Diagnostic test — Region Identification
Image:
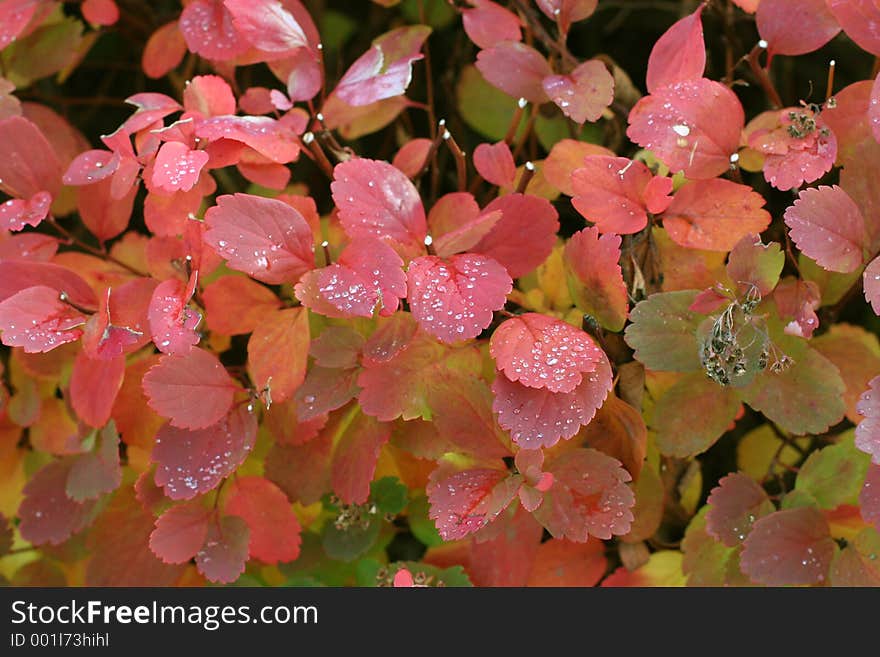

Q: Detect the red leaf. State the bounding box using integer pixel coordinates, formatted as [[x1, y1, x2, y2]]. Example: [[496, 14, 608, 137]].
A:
[[470, 193, 559, 278], [0, 261, 97, 310], [563, 227, 628, 331], [784, 185, 866, 273], [69, 351, 125, 428], [462, 0, 521, 49], [151, 142, 209, 193], [0, 0, 38, 50], [361, 311, 417, 366], [492, 348, 612, 449], [77, 177, 137, 243], [225, 476, 302, 564], [627, 78, 744, 179], [828, 0, 880, 55], [202, 276, 281, 335], [428, 194, 501, 258], [0, 285, 86, 353], [428, 375, 511, 459], [861, 464, 880, 530], [334, 25, 430, 106], [535, 0, 597, 33], [0, 191, 51, 232], [533, 448, 635, 541], [427, 465, 519, 541], [476, 41, 553, 103], [756, 0, 840, 56], [331, 412, 391, 505], [148, 276, 202, 355], [0, 116, 61, 200], [183, 74, 235, 117], [490, 313, 600, 393], [662, 178, 772, 251], [204, 193, 315, 285], [473, 142, 516, 187], [178, 0, 248, 61], [331, 158, 427, 255], [527, 538, 607, 586], [247, 307, 309, 404], [149, 502, 211, 564], [296, 366, 360, 421], [295, 238, 405, 318], [310, 326, 365, 370], [142, 21, 186, 79], [740, 507, 835, 586], [407, 254, 511, 343], [142, 348, 238, 430], [571, 156, 653, 234], [152, 405, 257, 500], [82, 280, 154, 360], [0, 232, 58, 262], [264, 433, 332, 505], [82, 0, 118, 26], [774, 277, 821, 338], [646, 5, 705, 93], [468, 506, 543, 587], [392, 138, 432, 178], [856, 376, 880, 464], [542, 59, 614, 124], [224, 0, 308, 54], [543, 139, 614, 197], [865, 256, 880, 315], [705, 473, 774, 547], [196, 515, 249, 584], [66, 423, 122, 502], [18, 461, 97, 546]]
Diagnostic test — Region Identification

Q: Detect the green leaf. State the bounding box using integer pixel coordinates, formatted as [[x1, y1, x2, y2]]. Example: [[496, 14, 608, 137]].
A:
[[830, 528, 880, 586], [457, 65, 522, 142], [740, 338, 846, 435], [319, 10, 358, 54], [2, 16, 84, 87], [780, 489, 818, 510], [652, 372, 741, 457], [624, 291, 703, 372], [795, 432, 870, 509], [370, 477, 409, 516], [321, 518, 382, 562], [401, 0, 456, 27], [407, 494, 443, 547], [390, 561, 473, 587], [681, 508, 743, 586], [799, 253, 861, 306]]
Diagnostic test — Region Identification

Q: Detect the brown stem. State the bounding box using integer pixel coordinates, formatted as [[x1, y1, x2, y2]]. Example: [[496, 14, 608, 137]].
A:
[[511, 0, 578, 71], [46, 218, 146, 276], [443, 128, 468, 192], [515, 162, 535, 194], [747, 42, 783, 109], [302, 132, 335, 179]]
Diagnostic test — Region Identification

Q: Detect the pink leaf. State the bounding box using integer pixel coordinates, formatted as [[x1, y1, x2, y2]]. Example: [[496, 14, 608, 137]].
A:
[[204, 193, 315, 285], [142, 348, 238, 430], [535, 1, 597, 34], [705, 473, 774, 547], [471, 193, 559, 278], [542, 59, 614, 124], [224, 0, 308, 53], [828, 0, 880, 55], [0, 261, 96, 310], [563, 227, 628, 331], [0, 0, 38, 50], [69, 351, 125, 428], [571, 156, 653, 234], [662, 178, 772, 252], [864, 255, 880, 315], [295, 238, 405, 319], [463, 1, 521, 49], [195, 515, 249, 584], [406, 253, 512, 344], [871, 73, 880, 143], [195, 115, 300, 163], [427, 465, 519, 541], [81, 280, 154, 360], [627, 78, 744, 179], [178, 0, 248, 61], [756, 0, 840, 56], [0, 285, 85, 353], [646, 5, 706, 93], [152, 404, 257, 500], [533, 448, 635, 541], [149, 502, 211, 564], [774, 277, 821, 338], [473, 142, 516, 187], [82, 0, 119, 26], [476, 41, 553, 104], [285, 48, 322, 101], [740, 507, 835, 586], [225, 476, 302, 564], [148, 276, 202, 355], [392, 138, 432, 178], [856, 376, 880, 464], [76, 177, 137, 243], [427, 193, 501, 258], [492, 348, 612, 449], [861, 464, 880, 531], [182, 75, 236, 117], [0, 116, 61, 199], [490, 313, 600, 393], [784, 185, 866, 273], [334, 25, 431, 106], [331, 158, 427, 255], [0, 233, 58, 262], [18, 461, 97, 546], [62, 150, 116, 186], [0, 191, 51, 231]]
